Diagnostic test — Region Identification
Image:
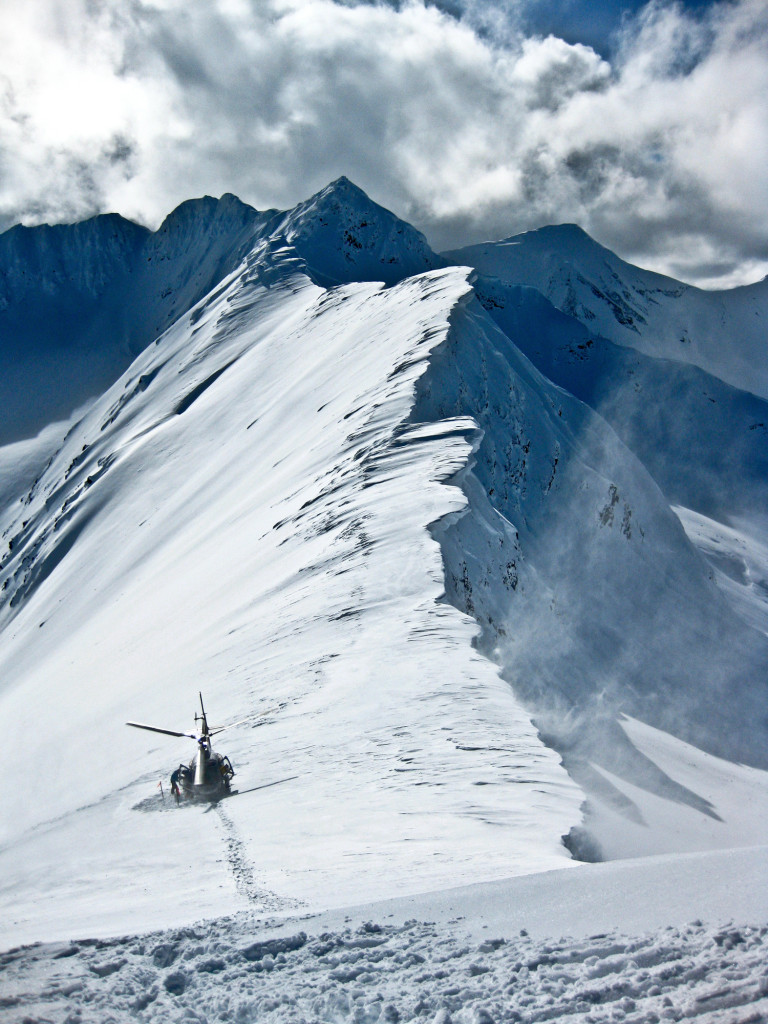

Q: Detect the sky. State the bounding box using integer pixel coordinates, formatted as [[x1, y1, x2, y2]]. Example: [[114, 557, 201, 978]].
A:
[[0, 0, 766, 288]]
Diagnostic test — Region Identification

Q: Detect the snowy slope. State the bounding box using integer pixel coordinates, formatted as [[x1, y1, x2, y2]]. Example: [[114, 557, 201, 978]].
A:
[[405, 289, 768, 858], [0, 195, 270, 442], [673, 506, 768, 636], [445, 233, 768, 648], [446, 224, 768, 399], [0, 235, 580, 945], [4, 847, 768, 1024], [0, 178, 435, 445], [1, 179, 767, 963], [465, 280, 768, 524]]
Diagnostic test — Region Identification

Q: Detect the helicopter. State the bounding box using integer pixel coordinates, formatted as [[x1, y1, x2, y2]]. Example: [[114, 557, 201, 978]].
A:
[[127, 692, 236, 803]]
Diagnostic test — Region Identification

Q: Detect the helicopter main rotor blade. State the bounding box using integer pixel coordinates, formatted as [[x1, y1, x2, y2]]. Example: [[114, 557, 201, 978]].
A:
[[126, 721, 198, 740]]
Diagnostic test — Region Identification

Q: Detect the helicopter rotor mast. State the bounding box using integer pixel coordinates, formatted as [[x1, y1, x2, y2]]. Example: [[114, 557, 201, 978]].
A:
[[195, 692, 211, 738], [193, 691, 211, 787]]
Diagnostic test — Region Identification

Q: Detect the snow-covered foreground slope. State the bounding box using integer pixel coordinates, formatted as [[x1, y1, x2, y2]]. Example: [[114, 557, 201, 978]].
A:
[[4, 847, 768, 1024], [0, 248, 580, 946]]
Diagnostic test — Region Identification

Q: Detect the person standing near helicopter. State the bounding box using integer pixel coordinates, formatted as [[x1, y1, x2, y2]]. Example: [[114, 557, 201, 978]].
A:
[[170, 766, 183, 804]]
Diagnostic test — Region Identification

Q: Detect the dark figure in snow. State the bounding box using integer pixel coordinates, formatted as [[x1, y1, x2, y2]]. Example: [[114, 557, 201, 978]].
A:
[[170, 766, 183, 804]]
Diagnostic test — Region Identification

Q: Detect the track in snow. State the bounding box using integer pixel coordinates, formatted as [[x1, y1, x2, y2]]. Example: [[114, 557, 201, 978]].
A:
[[213, 802, 297, 914]]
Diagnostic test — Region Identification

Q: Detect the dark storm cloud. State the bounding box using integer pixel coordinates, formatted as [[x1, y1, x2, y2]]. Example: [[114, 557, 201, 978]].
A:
[[0, 0, 766, 287]]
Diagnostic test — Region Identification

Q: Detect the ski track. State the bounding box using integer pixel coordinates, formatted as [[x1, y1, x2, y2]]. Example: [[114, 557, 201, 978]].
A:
[[1, 915, 766, 1023]]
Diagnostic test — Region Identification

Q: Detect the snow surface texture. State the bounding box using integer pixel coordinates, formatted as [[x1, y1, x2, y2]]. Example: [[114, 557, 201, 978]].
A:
[[1, 178, 767, 999], [3, 848, 768, 1024], [5, 921, 768, 1024]]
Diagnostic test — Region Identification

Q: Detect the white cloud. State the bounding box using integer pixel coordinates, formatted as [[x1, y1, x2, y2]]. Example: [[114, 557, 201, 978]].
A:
[[0, 0, 766, 287]]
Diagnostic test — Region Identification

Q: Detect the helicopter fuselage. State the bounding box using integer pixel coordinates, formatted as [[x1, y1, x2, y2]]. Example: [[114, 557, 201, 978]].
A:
[[176, 747, 235, 801]]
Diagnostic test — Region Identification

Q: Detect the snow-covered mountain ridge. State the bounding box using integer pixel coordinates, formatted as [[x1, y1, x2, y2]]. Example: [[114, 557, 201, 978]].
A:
[[446, 225, 768, 400], [0, 230, 581, 944], [0, 178, 438, 443], [0, 179, 766, 950]]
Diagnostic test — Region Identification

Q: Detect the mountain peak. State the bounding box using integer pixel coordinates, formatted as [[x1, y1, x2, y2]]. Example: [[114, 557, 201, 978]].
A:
[[527, 222, 594, 246], [494, 223, 605, 260], [317, 174, 359, 196], [278, 177, 439, 287], [154, 194, 262, 242], [296, 175, 393, 221]]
